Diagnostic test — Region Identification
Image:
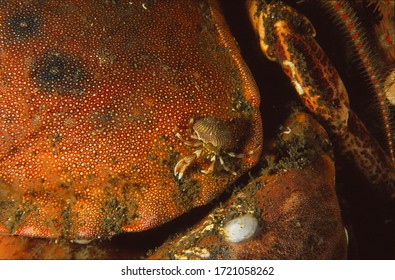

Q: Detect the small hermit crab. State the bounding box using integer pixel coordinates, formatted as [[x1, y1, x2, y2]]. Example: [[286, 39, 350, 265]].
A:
[[174, 117, 249, 180]]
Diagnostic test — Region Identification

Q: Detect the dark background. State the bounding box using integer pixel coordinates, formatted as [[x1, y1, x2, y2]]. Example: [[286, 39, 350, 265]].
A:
[[219, 0, 394, 260]]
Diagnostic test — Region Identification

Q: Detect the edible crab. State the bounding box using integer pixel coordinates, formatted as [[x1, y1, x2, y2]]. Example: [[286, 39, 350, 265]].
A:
[[0, 0, 394, 259]]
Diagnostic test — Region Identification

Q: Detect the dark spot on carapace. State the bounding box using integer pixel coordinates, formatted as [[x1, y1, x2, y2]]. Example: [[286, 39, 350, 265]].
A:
[[31, 52, 87, 95], [7, 11, 40, 40]]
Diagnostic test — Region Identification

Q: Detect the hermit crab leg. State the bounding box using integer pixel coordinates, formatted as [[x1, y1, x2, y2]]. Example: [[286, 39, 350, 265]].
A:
[[248, 1, 395, 198], [218, 156, 237, 176], [227, 149, 255, 159], [175, 132, 202, 148], [201, 156, 216, 175]]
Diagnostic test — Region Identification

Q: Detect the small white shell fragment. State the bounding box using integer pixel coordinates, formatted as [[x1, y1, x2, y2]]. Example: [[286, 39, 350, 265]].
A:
[[72, 239, 93, 244], [223, 214, 258, 243]]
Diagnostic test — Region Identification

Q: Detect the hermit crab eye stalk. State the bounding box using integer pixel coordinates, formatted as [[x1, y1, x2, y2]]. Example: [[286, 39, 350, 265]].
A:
[[174, 117, 245, 180]]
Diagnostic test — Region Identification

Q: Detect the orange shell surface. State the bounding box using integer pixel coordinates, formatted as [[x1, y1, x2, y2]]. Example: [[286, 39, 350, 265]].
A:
[[0, 0, 262, 239]]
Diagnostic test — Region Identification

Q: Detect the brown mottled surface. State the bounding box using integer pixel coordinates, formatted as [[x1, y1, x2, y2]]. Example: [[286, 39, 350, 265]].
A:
[[0, 0, 261, 240]]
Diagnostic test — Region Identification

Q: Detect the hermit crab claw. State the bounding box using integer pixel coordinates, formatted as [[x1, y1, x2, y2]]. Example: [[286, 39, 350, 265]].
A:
[[174, 155, 197, 180]]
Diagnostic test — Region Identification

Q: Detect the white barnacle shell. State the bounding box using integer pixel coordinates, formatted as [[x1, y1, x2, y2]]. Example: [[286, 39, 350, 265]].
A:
[[223, 214, 258, 243], [193, 117, 232, 148]]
